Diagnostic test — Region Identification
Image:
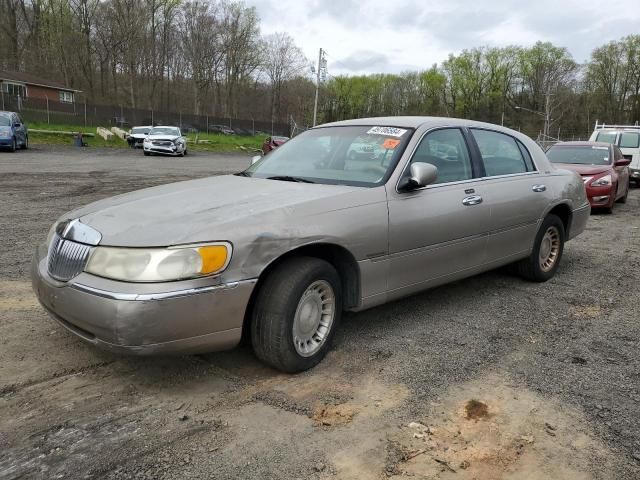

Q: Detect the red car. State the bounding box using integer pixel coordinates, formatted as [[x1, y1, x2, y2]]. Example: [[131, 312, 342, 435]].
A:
[[261, 135, 289, 155], [546, 141, 630, 213]]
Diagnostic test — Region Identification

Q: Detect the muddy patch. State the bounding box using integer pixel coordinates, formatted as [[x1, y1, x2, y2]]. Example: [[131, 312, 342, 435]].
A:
[[381, 373, 614, 480], [570, 304, 602, 319]]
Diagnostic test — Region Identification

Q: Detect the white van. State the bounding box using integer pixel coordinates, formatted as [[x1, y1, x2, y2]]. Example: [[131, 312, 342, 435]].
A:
[[589, 123, 640, 185]]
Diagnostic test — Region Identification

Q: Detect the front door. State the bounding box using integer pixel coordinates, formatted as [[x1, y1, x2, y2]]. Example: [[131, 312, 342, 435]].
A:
[[386, 128, 490, 297]]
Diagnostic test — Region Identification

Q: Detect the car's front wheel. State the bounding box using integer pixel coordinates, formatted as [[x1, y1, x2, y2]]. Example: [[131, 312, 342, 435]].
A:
[[22, 135, 28, 150], [251, 256, 342, 373], [9, 137, 16, 152], [515, 214, 565, 282]]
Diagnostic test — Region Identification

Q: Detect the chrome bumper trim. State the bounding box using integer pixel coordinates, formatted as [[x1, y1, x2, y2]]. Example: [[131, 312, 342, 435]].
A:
[[70, 279, 254, 301]]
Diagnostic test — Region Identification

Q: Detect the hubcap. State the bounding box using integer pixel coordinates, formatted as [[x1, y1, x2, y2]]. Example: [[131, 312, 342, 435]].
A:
[[292, 280, 335, 357], [539, 226, 560, 272]]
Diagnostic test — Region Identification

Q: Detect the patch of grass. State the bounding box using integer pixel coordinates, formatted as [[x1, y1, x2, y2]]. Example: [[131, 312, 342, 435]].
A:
[[26, 122, 265, 153], [29, 131, 125, 148], [186, 132, 264, 153]]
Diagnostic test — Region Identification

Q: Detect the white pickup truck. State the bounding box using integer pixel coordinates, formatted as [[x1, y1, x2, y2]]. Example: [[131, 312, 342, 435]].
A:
[[589, 122, 640, 186]]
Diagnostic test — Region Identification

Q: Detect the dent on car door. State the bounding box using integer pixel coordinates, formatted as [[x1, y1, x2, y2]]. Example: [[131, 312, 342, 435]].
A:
[[386, 128, 490, 298], [469, 128, 549, 262]]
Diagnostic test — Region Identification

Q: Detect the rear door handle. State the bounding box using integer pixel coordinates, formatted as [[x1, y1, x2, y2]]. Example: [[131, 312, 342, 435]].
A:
[[532, 184, 546, 192], [462, 195, 483, 206]]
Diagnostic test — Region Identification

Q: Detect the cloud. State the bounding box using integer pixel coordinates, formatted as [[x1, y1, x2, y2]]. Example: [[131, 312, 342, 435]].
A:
[[248, 0, 640, 74]]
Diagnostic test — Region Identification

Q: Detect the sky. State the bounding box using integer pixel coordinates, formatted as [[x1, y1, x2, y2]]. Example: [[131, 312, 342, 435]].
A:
[[248, 0, 640, 76]]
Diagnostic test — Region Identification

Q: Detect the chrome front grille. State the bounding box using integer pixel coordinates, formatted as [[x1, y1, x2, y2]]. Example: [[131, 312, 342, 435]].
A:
[[47, 234, 92, 282], [152, 140, 172, 146]]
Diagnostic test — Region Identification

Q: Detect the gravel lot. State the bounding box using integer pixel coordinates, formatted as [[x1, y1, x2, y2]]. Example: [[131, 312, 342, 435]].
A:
[[1, 146, 639, 479]]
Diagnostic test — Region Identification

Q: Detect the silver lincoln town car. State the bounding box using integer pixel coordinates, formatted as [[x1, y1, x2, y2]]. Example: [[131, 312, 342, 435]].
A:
[[32, 117, 590, 372]]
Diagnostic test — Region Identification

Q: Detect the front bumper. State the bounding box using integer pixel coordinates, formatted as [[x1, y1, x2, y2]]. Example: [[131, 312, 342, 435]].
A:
[[31, 244, 256, 355], [585, 184, 614, 207], [0, 137, 13, 147], [143, 143, 182, 155]]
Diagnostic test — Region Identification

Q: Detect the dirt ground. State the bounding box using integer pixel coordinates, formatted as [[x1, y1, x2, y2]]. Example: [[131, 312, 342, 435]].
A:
[[1, 146, 639, 479]]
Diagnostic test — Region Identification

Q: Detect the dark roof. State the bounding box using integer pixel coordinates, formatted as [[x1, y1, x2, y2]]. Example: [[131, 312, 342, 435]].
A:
[[0, 70, 81, 92]]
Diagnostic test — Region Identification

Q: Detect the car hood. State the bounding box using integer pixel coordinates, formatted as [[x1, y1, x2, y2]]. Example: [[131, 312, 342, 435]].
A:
[[68, 175, 364, 247], [129, 133, 148, 139], [553, 163, 612, 176], [147, 134, 180, 141]]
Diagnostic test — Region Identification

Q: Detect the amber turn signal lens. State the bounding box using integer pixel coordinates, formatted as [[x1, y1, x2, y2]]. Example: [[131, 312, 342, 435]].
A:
[[198, 245, 229, 274]]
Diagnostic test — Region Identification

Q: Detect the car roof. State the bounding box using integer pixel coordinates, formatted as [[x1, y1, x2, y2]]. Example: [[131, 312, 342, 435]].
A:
[[0, 111, 15, 116], [552, 141, 612, 148], [151, 125, 179, 129], [319, 116, 529, 137], [131, 125, 153, 129]]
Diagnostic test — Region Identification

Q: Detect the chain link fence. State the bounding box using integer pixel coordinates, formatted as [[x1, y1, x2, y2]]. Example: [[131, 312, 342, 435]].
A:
[[0, 93, 289, 136]]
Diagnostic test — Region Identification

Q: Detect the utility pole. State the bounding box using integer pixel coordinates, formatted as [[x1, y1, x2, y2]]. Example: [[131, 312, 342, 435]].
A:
[[312, 48, 327, 127]]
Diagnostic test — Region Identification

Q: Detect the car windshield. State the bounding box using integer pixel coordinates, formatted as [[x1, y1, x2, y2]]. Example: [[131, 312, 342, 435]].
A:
[[149, 127, 179, 136], [546, 145, 611, 166], [244, 125, 414, 187], [131, 127, 150, 135], [0, 115, 11, 127]]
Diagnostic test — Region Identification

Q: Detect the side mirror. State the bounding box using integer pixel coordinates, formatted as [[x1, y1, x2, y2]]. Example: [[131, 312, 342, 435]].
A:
[[615, 158, 631, 167], [406, 162, 438, 189], [251, 155, 262, 165]]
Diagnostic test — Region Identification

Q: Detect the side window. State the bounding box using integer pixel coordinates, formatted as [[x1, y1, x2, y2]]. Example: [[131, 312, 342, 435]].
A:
[[410, 128, 473, 185], [471, 129, 529, 176], [619, 132, 640, 149]]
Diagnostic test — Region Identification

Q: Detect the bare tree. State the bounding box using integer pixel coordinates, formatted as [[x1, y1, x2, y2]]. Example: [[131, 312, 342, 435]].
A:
[[262, 32, 308, 123]]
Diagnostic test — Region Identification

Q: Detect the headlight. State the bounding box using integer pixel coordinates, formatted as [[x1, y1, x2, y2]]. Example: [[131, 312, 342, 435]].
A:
[[143, 138, 151, 144], [85, 243, 232, 282], [590, 174, 612, 187]]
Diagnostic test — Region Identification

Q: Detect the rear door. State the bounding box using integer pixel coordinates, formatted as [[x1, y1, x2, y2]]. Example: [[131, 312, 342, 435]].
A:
[[468, 128, 550, 262], [386, 127, 491, 295]]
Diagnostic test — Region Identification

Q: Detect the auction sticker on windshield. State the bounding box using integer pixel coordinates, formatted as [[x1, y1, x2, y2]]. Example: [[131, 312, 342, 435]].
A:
[[383, 138, 401, 149], [367, 126, 408, 137]]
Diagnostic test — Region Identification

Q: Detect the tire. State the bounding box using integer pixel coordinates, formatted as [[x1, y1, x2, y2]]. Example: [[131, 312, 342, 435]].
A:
[[183, 149, 188, 156], [22, 135, 28, 150], [9, 137, 16, 152], [515, 214, 565, 282], [251, 256, 342, 373], [143, 151, 150, 156]]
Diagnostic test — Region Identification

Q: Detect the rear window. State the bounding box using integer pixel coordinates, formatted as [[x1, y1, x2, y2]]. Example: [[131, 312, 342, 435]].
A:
[[619, 132, 640, 148], [595, 132, 617, 144], [546, 146, 611, 166]]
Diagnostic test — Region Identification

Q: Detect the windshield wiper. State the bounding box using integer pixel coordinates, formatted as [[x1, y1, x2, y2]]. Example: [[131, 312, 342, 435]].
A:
[[266, 175, 315, 183], [235, 171, 251, 177]]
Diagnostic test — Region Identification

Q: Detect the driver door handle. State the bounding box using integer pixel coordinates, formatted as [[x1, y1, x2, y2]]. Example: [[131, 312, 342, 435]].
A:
[[532, 184, 546, 192], [462, 195, 483, 206]]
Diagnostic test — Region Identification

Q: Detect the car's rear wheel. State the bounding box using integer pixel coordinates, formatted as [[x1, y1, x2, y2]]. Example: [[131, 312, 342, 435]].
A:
[[251, 256, 342, 373], [515, 214, 565, 282]]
